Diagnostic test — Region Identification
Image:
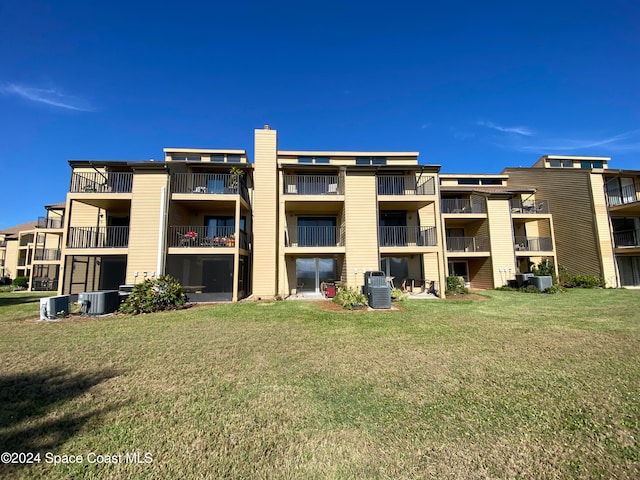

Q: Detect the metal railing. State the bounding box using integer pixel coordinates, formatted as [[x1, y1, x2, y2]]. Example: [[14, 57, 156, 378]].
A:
[[169, 226, 241, 248], [172, 173, 249, 202], [510, 200, 550, 214], [32, 279, 59, 291], [514, 236, 553, 252], [17, 257, 27, 266], [379, 226, 437, 247], [19, 234, 34, 246], [511, 199, 549, 214], [67, 226, 129, 248], [0, 240, 6, 248], [377, 175, 436, 195], [607, 182, 640, 206], [37, 216, 64, 229], [70, 172, 133, 193], [282, 175, 342, 195], [34, 248, 62, 261], [446, 236, 490, 252], [441, 198, 487, 214], [285, 226, 345, 247], [614, 229, 640, 247]]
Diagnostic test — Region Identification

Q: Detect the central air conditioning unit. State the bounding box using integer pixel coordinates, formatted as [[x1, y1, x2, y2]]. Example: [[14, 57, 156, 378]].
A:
[[39, 295, 70, 320], [369, 285, 391, 309], [363, 271, 387, 297], [78, 290, 120, 315]]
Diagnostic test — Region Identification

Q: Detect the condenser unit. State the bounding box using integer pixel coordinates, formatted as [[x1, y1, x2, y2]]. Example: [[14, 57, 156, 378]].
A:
[[369, 285, 391, 309], [39, 295, 70, 320], [78, 290, 120, 315], [363, 271, 386, 297]]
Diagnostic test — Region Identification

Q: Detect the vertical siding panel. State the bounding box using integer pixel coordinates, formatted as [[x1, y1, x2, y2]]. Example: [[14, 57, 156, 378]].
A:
[[486, 197, 516, 287]]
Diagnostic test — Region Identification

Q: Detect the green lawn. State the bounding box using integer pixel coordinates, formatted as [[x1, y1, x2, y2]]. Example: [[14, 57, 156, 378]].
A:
[[0, 289, 639, 479]]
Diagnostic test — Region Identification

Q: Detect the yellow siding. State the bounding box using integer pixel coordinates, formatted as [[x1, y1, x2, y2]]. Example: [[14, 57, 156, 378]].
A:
[[253, 128, 278, 297], [469, 258, 493, 289], [589, 174, 618, 286], [344, 171, 379, 289], [504, 168, 613, 283], [486, 197, 516, 287], [126, 171, 167, 284], [68, 202, 100, 227]]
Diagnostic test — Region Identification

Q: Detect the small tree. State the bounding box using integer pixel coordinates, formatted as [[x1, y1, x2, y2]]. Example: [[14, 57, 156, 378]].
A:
[[120, 275, 187, 315], [12, 276, 29, 289]]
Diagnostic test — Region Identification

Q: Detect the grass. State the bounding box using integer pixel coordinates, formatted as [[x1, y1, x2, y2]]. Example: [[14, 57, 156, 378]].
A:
[[0, 289, 639, 479]]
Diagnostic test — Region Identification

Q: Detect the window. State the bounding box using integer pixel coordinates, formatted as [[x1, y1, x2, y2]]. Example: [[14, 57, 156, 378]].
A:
[[299, 157, 313, 163], [549, 160, 574, 168], [298, 156, 330, 164], [356, 156, 387, 165], [210, 155, 224, 162], [580, 160, 604, 169], [457, 178, 480, 185], [227, 155, 241, 163], [172, 155, 201, 161], [480, 178, 503, 185]]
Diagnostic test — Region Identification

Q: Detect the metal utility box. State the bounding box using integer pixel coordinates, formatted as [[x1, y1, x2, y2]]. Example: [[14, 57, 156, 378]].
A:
[[529, 276, 553, 291], [39, 295, 70, 320], [369, 285, 392, 309], [363, 271, 386, 297], [78, 290, 120, 315]]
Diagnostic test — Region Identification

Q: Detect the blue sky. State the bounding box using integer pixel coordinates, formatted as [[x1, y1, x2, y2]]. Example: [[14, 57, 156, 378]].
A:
[[1, 0, 638, 229]]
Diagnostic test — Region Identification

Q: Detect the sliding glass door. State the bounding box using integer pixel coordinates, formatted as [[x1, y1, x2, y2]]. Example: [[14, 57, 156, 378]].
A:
[[295, 258, 337, 293]]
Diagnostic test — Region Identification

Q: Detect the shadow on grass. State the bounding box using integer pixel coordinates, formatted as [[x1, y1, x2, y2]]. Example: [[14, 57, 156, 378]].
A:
[[0, 367, 124, 475], [0, 294, 48, 307]]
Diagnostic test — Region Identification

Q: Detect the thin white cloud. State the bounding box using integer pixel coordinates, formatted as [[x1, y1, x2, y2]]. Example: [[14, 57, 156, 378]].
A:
[[477, 120, 534, 137], [0, 83, 94, 111], [517, 128, 640, 153]]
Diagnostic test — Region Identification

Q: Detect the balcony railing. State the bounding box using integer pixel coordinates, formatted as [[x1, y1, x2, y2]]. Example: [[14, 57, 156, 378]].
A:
[[34, 248, 62, 261], [37, 216, 64, 229], [514, 236, 553, 252], [172, 173, 249, 202], [510, 200, 550, 214], [441, 198, 487, 214], [614, 229, 640, 248], [607, 182, 640, 206], [377, 176, 436, 195], [70, 172, 133, 193], [169, 226, 247, 249], [17, 258, 27, 266], [19, 234, 34, 247], [0, 240, 6, 248], [379, 226, 437, 247], [282, 175, 342, 195], [32, 279, 59, 291], [285, 226, 345, 247], [446, 236, 490, 252], [67, 227, 129, 248]]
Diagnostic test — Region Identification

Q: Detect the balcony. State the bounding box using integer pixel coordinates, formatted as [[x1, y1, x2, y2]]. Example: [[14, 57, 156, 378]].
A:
[[17, 257, 27, 267], [607, 182, 640, 207], [37, 216, 64, 229], [70, 172, 133, 193], [379, 226, 437, 247], [19, 234, 34, 247], [34, 248, 62, 261], [377, 176, 435, 196], [283, 175, 342, 195], [172, 173, 249, 202], [510, 200, 550, 214], [446, 236, 490, 252], [67, 227, 129, 248], [614, 229, 640, 248], [441, 198, 486, 214], [0, 240, 6, 248], [169, 226, 248, 249], [32, 278, 59, 291], [514, 236, 553, 252], [285, 226, 345, 247]]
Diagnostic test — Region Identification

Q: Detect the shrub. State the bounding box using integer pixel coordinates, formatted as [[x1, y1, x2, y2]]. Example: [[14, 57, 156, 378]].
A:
[[557, 266, 604, 288], [531, 259, 554, 277], [12, 276, 29, 289], [519, 284, 540, 294], [120, 275, 187, 315], [390, 287, 408, 302], [332, 286, 367, 310], [446, 276, 468, 295], [545, 284, 566, 294]]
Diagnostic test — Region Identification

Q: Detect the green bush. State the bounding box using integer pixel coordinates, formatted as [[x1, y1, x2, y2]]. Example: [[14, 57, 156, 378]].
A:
[[332, 286, 367, 310], [12, 276, 29, 289], [545, 284, 566, 294], [390, 287, 408, 302], [519, 284, 540, 294], [120, 275, 187, 315], [446, 276, 468, 295], [531, 259, 554, 277], [557, 266, 604, 288]]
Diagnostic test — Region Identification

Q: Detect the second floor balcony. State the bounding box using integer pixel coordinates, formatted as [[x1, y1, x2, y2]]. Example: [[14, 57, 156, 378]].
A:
[[607, 182, 640, 207], [514, 236, 553, 252], [379, 226, 437, 247], [70, 172, 133, 193], [37, 216, 64, 229], [614, 229, 640, 248], [172, 173, 249, 202], [446, 236, 490, 252], [285, 226, 345, 247], [169, 226, 249, 250], [34, 248, 62, 261], [67, 226, 129, 249]]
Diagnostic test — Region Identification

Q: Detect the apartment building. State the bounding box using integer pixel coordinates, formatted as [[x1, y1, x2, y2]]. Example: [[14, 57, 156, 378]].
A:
[[4, 128, 636, 298], [440, 174, 557, 289], [504, 155, 640, 287]]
